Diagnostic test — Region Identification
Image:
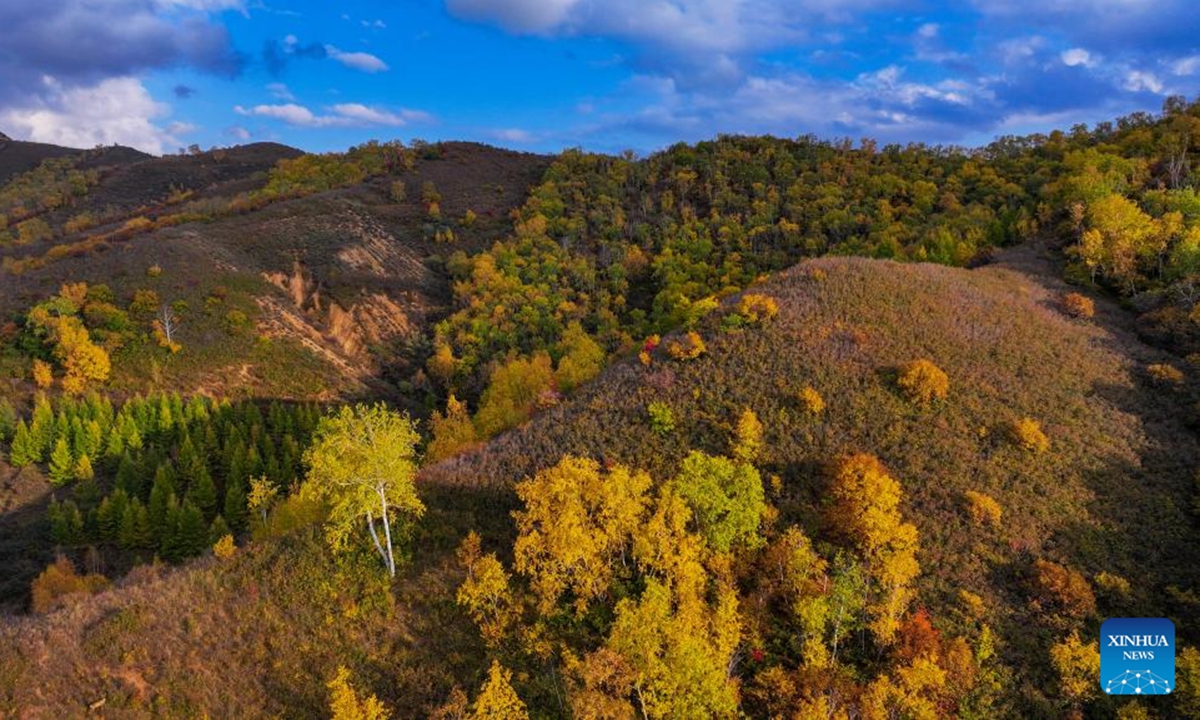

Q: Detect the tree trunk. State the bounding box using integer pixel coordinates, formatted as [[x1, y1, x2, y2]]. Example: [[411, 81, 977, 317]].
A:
[[378, 486, 395, 577], [366, 511, 388, 569]]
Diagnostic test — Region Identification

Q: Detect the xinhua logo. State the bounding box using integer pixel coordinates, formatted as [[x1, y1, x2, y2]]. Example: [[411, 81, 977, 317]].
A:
[[1100, 618, 1175, 695]]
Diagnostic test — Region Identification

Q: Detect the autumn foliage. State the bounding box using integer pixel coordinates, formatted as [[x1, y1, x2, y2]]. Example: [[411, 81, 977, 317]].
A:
[[896, 359, 949, 404]]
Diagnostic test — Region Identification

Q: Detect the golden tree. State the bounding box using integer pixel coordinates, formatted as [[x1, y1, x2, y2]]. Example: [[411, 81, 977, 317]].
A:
[[896, 360, 949, 405], [824, 454, 920, 645], [302, 404, 423, 576], [472, 661, 528, 719], [513, 456, 651, 614], [328, 666, 389, 720]]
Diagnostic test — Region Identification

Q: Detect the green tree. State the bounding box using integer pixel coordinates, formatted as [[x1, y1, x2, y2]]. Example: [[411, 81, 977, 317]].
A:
[[8, 420, 40, 467], [48, 437, 74, 485], [670, 451, 766, 554], [302, 404, 423, 576], [554, 321, 605, 392]]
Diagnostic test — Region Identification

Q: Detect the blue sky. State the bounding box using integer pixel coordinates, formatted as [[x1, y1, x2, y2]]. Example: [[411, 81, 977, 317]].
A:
[[0, 0, 1197, 156]]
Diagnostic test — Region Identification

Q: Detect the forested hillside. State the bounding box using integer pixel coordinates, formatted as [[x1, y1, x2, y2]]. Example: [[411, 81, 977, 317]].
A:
[[1, 97, 1200, 718]]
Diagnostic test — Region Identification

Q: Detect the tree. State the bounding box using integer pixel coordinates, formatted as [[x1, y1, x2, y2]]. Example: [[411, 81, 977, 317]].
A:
[[554, 321, 605, 392], [32, 359, 53, 389], [1050, 630, 1099, 707], [824, 454, 919, 645], [513, 456, 651, 614], [1009, 418, 1050, 453], [247, 476, 279, 527], [426, 395, 478, 463], [328, 666, 389, 720], [731, 408, 764, 463], [153, 303, 182, 353], [302, 404, 423, 577], [896, 359, 949, 405], [29, 556, 108, 614], [671, 451, 766, 554], [456, 531, 517, 648], [223, 474, 249, 532], [48, 437, 74, 485], [472, 661, 528, 719], [8, 420, 40, 467], [474, 352, 556, 438]]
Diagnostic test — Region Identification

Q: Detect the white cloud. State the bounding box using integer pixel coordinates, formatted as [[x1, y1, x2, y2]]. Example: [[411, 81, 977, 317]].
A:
[[1060, 48, 1095, 67], [0, 76, 184, 155], [267, 82, 295, 101], [153, 0, 245, 11], [1123, 69, 1163, 93], [1170, 55, 1200, 75], [491, 128, 535, 143], [917, 23, 939, 39], [225, 125, 251, 140], [234, 102, 429, 128], [325, 46, 389, 73]]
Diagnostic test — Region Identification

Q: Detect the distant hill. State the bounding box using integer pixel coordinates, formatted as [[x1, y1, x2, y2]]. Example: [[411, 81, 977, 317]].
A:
[[0, 132, 97, 185]]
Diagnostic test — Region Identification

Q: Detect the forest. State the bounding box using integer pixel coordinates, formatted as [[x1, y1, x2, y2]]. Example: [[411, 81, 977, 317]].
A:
[[0, 97, 1199, 718]]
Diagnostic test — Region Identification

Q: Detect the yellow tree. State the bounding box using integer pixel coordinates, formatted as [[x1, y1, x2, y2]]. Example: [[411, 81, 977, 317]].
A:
[[513, 456, 651, 614], [328, 666, 389, 720], [456, 531, 517, 648], [427, 394, 478, 463], [302, 404, 423, 576], [472, 661, 528, 719], [731, 408, 764, 464], [247, 476, 279, 526], [824, 454, 919, 645]]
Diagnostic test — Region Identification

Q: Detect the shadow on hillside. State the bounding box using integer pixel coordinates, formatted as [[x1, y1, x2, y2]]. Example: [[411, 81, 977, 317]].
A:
[[0, 467, 55, 614]]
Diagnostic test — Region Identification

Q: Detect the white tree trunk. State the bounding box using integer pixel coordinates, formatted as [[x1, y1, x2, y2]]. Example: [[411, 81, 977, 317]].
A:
[[378, 485, 395, 577], [365, 511, 388, 569]]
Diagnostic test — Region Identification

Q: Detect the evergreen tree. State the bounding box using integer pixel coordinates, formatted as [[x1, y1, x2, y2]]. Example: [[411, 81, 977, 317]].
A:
[[103, 422, 125, 469], [73, 454, 95, 482], [209, 515, 231, 545], [115, 452, 139, 497], [8, 420, 40, 467], [174, 501, 208, 561], [223, 474, 249, 532], [187, 465, 218, 521], [48, 497, 69, 544], [29, 395, 55, 458], [48, 437, 74, 485], [148, 470, 175, 537]]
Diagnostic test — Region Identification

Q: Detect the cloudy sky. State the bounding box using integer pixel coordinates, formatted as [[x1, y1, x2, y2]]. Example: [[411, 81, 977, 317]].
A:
[[0, 0, 1197, 155]]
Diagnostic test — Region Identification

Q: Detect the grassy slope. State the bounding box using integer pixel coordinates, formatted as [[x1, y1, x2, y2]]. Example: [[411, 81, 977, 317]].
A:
[[1, 253, 1196, 715]]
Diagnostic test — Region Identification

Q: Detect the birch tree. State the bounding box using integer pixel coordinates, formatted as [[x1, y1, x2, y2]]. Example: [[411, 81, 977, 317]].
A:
[[303, 404, 423, 576]]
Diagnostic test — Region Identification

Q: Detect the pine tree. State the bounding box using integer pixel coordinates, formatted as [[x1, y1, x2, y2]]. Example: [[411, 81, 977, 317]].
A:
[[8, 420, 40, 467], [48, 437, 74, 485], [102, 421, 125, 468], [175, 501, 208, 560], [223, 474, 248, 532], [96, 496, 117, 541], [115, 452, 139, 497], [209, 515, 231, 545], [48, 498, 70, 544], [73, 454, 95, 482], [148, 471, 175, 537], [30, 394, 54, 457], [186, 465, 218, 521]]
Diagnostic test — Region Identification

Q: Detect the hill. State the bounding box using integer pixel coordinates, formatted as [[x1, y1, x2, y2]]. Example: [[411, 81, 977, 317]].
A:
[[2, 253, 1195, 717], [0, 140, 551, 401]]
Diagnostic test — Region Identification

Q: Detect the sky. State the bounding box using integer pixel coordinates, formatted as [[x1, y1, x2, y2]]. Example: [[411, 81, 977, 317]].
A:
[[0, 0, 1197, 156]]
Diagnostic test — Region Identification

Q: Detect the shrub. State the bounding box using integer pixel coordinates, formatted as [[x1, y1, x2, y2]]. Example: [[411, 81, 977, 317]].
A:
[[896, 359, 949, 404], [121, 216, 153, 233], [213, 534, 236, 560], [736, 293, 779, 324], [1146, 363, 1184, 386], [666, 331, 706, 361], [963, 490, 1002, 527], [146, 264, 163, 277], [1009, 418, 1049, 453], [797, 386, 825, 415], [30, 556, 108, 614], [1030, 559, 1096, 618], [389, 180, 407, 202], [1061, 292, 1094, 319], [129, 289, 160, 315], [31, 359, 53, 389], [647, 401, 676, 436]]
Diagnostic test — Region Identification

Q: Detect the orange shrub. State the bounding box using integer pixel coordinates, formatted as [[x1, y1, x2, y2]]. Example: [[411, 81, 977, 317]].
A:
[[30, 556, 108, 614], [736, 293, 779, 324], [1061, 292, 1094, 319], [896, 359, 949, 404], [666, 331, 706, 361], [1030, 559, 1095, 618], [963, 490, 1002, 527], [1146, 363, 1184, 386], [1009, 418, 1050, 453], [797, 386, 825, 415]]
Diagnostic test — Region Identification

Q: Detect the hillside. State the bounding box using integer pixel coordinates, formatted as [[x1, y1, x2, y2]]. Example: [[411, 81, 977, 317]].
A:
[[2, 254, 1195, 717], [0, 140, 551, 401]]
